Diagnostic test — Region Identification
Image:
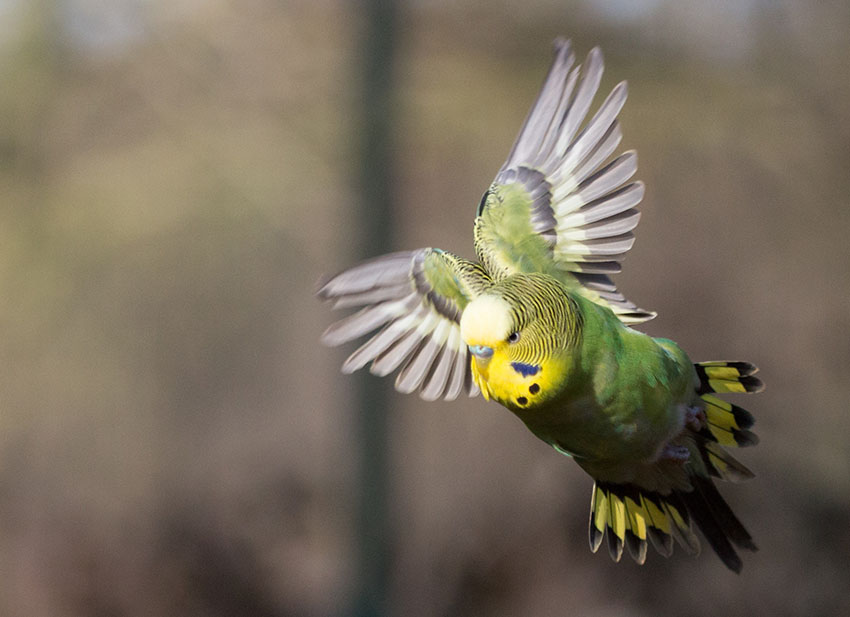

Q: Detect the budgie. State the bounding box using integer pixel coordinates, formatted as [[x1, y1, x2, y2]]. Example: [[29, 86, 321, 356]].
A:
[[318, 38, 762, 572]]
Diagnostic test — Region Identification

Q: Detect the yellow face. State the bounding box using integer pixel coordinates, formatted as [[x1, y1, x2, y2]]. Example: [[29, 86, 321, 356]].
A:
[[460, 294, 569, 410]]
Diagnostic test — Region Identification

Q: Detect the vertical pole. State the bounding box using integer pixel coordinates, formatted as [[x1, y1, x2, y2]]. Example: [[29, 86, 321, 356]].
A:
[[352, 1, 398, 616]]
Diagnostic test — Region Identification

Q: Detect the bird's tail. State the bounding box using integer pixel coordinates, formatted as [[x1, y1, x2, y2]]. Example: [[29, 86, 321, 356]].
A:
[[588, 360, 762, 572], [589, 470, 758, 572]]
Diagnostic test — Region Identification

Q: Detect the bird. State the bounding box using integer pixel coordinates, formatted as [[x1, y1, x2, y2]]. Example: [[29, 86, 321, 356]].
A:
[[317, 38, 762, 572]]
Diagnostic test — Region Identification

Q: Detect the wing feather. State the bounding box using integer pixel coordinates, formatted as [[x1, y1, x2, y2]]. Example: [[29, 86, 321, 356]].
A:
[[395, 318, 451, 393], [557, 182, 644, 229], [561, 80, 628, 175], [556, 232, 635, 257], [341, 315, 417, 374], [554, 151, 638, 207], [419, 335, 458, 401], [371, 309, 435, 377], [318, 249, 490, 400], [553, 46, 604, 159], [505, 40, 577, 169], [321, 295, 417, 347], [475, 39, 655, 323], [330, 282, 413, 309], [445, 330, 469, 400], [569, 121, 623, 187]]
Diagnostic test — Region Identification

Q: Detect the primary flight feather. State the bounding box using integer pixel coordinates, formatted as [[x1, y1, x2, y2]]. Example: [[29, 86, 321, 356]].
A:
[[317, 38, 762, 572]]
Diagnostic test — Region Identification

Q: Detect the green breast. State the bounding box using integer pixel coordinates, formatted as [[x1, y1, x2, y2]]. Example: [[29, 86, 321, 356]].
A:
[[514, 300, 693, 463]]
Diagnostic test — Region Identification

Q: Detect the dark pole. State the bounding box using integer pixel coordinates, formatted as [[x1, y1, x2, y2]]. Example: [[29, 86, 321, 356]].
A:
[[351, 1, 398, 616]]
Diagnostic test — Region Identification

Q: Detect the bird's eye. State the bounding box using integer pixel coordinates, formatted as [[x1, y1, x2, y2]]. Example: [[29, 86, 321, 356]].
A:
[[507, 332, 520, 344]]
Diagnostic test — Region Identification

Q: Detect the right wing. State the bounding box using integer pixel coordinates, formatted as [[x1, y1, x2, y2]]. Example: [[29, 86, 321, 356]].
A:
[[318, 249, 491, 401]]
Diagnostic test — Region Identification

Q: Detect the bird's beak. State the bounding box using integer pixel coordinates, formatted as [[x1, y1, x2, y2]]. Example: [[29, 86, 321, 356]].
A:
[[468, 344, 494, 362]]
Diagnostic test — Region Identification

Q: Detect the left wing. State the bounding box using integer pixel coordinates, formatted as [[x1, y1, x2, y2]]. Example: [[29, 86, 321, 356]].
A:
[[474, 38, 655, 324], [318, 249, 490, 401]]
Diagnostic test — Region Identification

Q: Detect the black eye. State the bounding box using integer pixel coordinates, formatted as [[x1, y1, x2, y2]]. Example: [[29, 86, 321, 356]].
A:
[[507, 332, 520, 344]]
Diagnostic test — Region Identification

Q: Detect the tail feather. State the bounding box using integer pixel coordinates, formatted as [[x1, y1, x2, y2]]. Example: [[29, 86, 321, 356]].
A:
[[691, 474, 757, 551], [676, 479, 744, 573], [701, 440, 755, 483], [660, 491, 701, 554], [681, 472, 758, 573], [695, 361, 761, 449], [646, 523, 673, 557], [589, 482, 699, 566], [695, 361, 764, 395], [589, 473, 756, 572], [701, 393, 759, 447]]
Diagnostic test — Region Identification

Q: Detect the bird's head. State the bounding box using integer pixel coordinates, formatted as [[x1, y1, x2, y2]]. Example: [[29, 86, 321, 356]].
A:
[[459, 274, 581, 406], [460, 294, 517, 368]]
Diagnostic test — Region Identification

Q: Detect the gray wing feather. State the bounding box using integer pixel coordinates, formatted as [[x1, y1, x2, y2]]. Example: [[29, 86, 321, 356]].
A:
[[321, 294, 417, 347], [318, 249, 485, 401], [482, 39, 655, 323], [445, 343, 469, 400], [372, 321, 429, 377], [342, 318, 414, 374], [558, 151, 638, 206], [558, 182, 644, 230], [568, 121, 623, 187], [419, 339, 457, 401], [552, 47, 604, 161], [560, 81, 628, 174], [330, 282, 413, 309], [396, 327, 446, 393], [505, 39, 577, 169], [559, 232, 636, 257]]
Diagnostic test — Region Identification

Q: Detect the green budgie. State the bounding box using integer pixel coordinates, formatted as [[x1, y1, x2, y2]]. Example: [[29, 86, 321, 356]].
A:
[[318, 38, 762, 572]]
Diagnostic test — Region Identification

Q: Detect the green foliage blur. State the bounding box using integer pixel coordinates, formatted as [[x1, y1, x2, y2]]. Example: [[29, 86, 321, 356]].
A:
[[1, 1, 849, 615]]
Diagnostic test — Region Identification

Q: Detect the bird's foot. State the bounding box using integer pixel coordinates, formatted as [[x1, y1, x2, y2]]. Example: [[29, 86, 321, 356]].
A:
[[685, 405, 705, 431], [660, 444, 690, 463]]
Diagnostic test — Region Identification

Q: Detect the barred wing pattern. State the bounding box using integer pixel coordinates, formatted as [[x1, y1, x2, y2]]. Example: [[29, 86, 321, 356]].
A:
[[476, 38, 655, 323], [318, 249, 490, 401]]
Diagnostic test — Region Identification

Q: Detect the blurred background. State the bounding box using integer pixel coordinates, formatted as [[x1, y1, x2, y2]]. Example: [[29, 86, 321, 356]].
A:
[[1, 0, 849, 615]]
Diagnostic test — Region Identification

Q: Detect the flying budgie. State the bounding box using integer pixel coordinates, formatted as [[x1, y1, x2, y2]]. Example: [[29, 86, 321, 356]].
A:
[[318, 38, 762, 572]]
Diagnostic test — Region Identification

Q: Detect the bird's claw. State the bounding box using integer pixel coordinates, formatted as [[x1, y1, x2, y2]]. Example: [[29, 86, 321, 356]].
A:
[[660, 444, 690, 462], [685, 405, 705, 430]]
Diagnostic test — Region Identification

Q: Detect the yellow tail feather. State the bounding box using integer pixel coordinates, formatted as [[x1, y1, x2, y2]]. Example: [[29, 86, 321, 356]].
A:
[[589, 472, 756, 572], [589, 482, 698, 566], [695, 361, 764, 395], [695, 361, 761, 449]]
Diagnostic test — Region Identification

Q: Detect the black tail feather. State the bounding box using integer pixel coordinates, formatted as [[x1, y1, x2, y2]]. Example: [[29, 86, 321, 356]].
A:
[[691, 474, 757, 552], [675, 474, 756, 573], [677, 488, 742, 572]]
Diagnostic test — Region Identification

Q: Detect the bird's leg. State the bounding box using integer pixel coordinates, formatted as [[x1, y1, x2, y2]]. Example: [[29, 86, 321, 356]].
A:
[[658, 405, 707, 463]]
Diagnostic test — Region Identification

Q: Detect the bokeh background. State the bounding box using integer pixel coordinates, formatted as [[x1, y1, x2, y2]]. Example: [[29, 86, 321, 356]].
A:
[[2, 0, 849, 615]]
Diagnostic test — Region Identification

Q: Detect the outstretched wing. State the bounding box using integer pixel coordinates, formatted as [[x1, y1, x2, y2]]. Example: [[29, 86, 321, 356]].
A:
[[474, 38, 655, 324], [318, 249, 490, 401]]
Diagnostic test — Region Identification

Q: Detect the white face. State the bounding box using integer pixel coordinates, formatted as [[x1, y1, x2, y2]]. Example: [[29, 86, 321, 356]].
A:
[[459, 295, 513, 347]]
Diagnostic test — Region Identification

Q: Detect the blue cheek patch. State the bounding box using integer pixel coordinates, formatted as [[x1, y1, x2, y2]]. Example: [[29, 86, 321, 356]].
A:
[[510, 362, 540, 378]]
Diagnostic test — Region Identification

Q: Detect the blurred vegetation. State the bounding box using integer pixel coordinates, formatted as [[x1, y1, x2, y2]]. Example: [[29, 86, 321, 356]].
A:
[[1, 1, 849, 616]]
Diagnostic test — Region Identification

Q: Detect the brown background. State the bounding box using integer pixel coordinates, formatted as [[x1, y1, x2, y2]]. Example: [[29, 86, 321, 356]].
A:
[[2, 1, 848, 615]]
